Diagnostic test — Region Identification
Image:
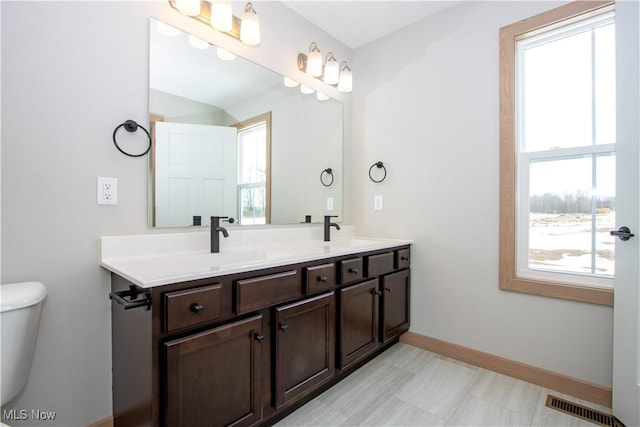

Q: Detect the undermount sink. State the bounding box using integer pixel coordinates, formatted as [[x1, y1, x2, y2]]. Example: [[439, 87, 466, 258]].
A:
[[175, 248, 294, 270], [324, 239, 379, 249]]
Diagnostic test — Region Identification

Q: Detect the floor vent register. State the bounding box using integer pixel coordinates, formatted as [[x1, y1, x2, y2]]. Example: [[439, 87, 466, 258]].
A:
[[545, 395, 624, 427]]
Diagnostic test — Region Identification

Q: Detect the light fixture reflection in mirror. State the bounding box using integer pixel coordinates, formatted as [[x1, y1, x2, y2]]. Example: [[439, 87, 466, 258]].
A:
[[148, 18, 343, 228]]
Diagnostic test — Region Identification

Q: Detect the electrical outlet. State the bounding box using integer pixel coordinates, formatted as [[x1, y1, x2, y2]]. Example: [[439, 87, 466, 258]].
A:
[[327, 197, 334, 211], [98, 177, 118, 205], [374, 195, 383, 211]]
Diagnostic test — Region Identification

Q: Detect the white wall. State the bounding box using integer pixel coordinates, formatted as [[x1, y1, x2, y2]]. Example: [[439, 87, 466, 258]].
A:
[[0, 2, 351, 426], [352, 1, 613, 387]]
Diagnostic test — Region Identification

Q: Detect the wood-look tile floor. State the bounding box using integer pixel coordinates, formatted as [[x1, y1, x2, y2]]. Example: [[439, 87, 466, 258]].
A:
[[275, 343, 612, 426]]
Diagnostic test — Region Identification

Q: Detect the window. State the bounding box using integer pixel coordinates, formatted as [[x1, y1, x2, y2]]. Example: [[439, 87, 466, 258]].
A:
[[499, 2, 615, 305], [234, 112, 271, 225]]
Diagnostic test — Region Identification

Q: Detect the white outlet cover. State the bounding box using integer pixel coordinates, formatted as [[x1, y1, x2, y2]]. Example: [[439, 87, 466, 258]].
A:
[[374, 195, 383, 211], [98, 177, 118, 205], [327, 197, 334, 211]]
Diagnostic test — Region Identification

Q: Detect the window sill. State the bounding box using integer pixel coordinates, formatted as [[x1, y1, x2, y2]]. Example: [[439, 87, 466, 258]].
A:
[[499, 275, 613, 306]]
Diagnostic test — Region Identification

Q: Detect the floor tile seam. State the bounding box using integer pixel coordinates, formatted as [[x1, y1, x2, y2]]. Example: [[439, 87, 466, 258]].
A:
[[397, 398, 449, 425], [436, 367, 485, 426], [465, 376, 544, 421], [470, 392, 542, 424]]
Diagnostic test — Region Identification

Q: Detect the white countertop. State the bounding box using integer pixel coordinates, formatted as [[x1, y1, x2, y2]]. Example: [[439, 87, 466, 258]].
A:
[[100, 227, 412, 288]]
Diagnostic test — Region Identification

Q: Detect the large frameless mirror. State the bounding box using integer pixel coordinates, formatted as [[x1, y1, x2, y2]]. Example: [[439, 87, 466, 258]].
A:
[[148, 18, 343, 228]]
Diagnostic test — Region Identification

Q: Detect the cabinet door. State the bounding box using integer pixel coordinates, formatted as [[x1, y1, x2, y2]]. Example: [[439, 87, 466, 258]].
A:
[[274, 292, 335, 409], [164, 315, 263, 427], [339, 279, 380, 369], [382, 269, 410, 343]]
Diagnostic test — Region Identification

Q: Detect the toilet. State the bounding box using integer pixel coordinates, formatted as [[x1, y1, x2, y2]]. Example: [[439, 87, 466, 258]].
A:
[[1, 282, 47, 407]]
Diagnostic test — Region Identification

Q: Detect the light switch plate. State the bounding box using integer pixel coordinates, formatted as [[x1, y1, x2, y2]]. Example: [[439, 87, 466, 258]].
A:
[[327, 197, 334, 210]]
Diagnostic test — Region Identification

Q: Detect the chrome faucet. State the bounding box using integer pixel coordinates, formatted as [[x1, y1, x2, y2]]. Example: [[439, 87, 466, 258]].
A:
[[324, 215, 340, 242], [210, 216, 230, 253]]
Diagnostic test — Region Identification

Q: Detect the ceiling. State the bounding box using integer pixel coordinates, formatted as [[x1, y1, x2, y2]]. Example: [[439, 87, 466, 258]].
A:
[[280, 1, 459, 49]]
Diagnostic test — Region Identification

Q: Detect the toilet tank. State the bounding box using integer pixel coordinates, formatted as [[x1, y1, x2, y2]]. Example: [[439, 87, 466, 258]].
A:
[[1, 282, 47, 407]]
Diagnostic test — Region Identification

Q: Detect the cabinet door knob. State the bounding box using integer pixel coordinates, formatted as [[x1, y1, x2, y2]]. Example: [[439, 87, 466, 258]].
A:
[[348, 268, 359, 274], [318, 276, 328, 282], [190, 303, 204, 314], [279, 324, 288, 333], [254, 333, 265, 343], [401, 256, 409, 261], [385, 288, 391, 293]]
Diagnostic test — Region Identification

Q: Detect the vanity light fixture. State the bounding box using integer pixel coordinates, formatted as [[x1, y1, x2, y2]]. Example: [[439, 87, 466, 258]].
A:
[[300, 85, 315, 95], [175, 0, 201, 16], [305, 42, 323, 77], [210, 0, 232, 32], [323, 53, 339, 85], [283, 77, 299, 88], [297, 43, 352, 92], [217, 47, 236, 61], [240, 3, 260, 46], [338, 62, 353, 93], [169, 0, 260, 46], [189, 35, 210, 49]]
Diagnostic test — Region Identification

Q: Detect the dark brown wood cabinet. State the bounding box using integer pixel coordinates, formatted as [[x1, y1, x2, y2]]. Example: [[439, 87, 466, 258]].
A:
[[110, 244, 410, 427], [381, 269, 411, 343], [163, 315, 264, 427], [274, 292, 335, 408], [338, 278, 379, 369]]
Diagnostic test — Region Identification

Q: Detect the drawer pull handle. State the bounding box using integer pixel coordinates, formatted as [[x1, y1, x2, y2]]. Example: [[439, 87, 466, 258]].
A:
[[279, 324, 288, 333], [385, 288, 391, 293], [318, 276, 328, 282], [348, 268, 359, 274], [401, 256, 409, 261], [254, 333, 265, 344], [190, 303, 205, 314]]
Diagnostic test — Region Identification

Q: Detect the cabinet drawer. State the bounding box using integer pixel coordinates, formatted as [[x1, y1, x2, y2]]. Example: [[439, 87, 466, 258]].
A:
[[164, 284, 222, 333], [366, 252, 394, 277], [305, 263, 336, 295], [236, 270, 299, 314], [340, 258, 363, 285], [396, 248, 411, 269]]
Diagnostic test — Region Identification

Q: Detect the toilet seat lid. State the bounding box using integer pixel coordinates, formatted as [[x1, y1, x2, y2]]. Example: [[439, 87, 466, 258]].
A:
[[0, 281, 47, 313]]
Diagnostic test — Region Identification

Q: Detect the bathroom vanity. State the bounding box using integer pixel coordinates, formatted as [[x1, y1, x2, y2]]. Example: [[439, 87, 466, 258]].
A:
[[101, 230, 411, 427]]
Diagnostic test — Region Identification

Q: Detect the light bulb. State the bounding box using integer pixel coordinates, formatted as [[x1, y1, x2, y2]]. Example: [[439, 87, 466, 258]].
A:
[[323, 53, 339, 85], [300, 85, 315, 94], [175, 0, 201, 16], [283, 77, 299, 88], [217, 47, 236, 61], [306, 43, 322, 77], [240, 3, 260, 46], [338, 62, 352, 93], [317, 92, 329, 101], [189, 35, 209, 50], [210, 0, 233, 32]]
